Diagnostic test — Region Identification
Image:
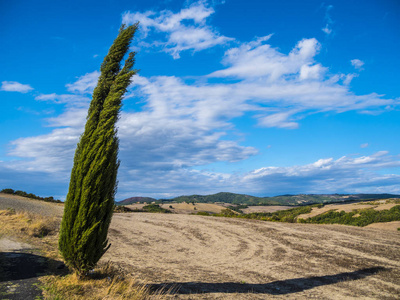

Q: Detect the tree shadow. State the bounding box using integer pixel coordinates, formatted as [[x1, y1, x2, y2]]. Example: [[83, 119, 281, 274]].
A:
[[0, 251, 67, 282], [149, 267, 386, 295]]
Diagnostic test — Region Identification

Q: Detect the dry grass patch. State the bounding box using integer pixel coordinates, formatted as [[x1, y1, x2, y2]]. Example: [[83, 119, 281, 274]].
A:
[[0, 208, 58, 239], [41, 262, 164, 300]]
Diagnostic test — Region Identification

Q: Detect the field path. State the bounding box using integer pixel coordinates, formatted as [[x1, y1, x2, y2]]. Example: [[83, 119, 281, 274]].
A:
[[107, 213, 400, 299]]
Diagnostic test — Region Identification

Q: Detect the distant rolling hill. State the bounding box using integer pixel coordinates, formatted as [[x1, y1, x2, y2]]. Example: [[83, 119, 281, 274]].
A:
[[118, 192, 400, 206], [117, 196, 157, 205]]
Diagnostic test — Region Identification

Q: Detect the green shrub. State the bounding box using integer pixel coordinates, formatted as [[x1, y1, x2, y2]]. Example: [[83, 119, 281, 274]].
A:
[[1, 188, 15, 194]]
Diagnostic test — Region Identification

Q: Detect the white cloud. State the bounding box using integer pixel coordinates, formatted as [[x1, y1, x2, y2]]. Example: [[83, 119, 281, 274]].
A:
[[360, 143, 369, 148], [8, 127, 81, 174], [1, 81, 33, 93], [210, 37, 322, 80], [351, 59, 365, 70], [66, 71, 100, 94], [299, 63, 326, 81], [122, 1, 233, 58], [257, 110, 299, 129], [241, 152, 400, 195]]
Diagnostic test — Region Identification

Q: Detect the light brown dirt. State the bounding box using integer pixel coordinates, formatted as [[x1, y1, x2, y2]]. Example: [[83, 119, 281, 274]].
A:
[[366, 221, 400, 231], [374, 203, 398, 211], [106, 213, 400, 299], [243, 206, 294, 213]]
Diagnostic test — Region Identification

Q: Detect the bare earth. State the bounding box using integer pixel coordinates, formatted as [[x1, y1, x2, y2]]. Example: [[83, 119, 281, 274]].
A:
[[106, 213, 400, 299], [1, 195, 399, 299], [366, 221, 400, 231]]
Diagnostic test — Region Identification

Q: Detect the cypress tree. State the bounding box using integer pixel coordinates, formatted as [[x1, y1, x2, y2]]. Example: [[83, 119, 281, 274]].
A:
[[59, 24, 138, 278]]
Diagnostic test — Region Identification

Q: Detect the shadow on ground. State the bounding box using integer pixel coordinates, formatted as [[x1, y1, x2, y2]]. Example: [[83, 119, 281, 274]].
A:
[[0, 251, 64, 282], [0, 251, 67, 299], [150, 267, 386, 295]]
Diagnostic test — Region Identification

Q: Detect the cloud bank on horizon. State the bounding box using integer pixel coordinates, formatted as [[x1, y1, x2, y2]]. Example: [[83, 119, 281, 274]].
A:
[[1, 0, 399, 199]]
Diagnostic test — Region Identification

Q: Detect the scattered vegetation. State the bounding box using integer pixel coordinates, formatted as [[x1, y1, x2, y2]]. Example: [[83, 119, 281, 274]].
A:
[[357, 199, 400, 205], [299, 205, 400, 227], [113, 205, 134, 213], [225, 205, 319, 222], [195, 205, 321, 223], [1, 188, 62, 203], [200, 202, 400, 227], [142, 204, 172, 213]]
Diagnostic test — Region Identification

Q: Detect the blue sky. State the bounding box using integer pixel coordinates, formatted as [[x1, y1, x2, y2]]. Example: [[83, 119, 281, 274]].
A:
[[1, 0, 399, 200]]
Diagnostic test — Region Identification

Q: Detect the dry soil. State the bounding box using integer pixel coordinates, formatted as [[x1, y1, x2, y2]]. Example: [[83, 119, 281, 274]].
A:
[[1, 195, 399, 299], [107, 213, 400, 299]]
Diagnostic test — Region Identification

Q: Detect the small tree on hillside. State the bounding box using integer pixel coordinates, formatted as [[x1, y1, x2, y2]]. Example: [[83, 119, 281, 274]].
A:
[[59, 24, 138, 278]]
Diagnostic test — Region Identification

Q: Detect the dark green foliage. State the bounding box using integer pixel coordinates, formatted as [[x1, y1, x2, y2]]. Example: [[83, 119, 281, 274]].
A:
[[1, 188, 62, 203], [1, 188, 15, 194], [59, 24, 138, 278], [142, 204, 172, 213], [227, 204, 248, 214], [303, 205, 400, 226]]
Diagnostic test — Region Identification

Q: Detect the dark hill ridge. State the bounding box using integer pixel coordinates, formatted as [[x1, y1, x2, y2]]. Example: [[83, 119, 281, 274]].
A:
[[118, 192, 400, 206]]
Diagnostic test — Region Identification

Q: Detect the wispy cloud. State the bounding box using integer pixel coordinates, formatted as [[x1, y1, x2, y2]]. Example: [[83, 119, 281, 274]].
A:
[[122, 1, 233, 58], [1, 81, 33, 93], [35, 93, 91, 107], [351, 59, 365, 70], [321, 4, 334, 36]]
